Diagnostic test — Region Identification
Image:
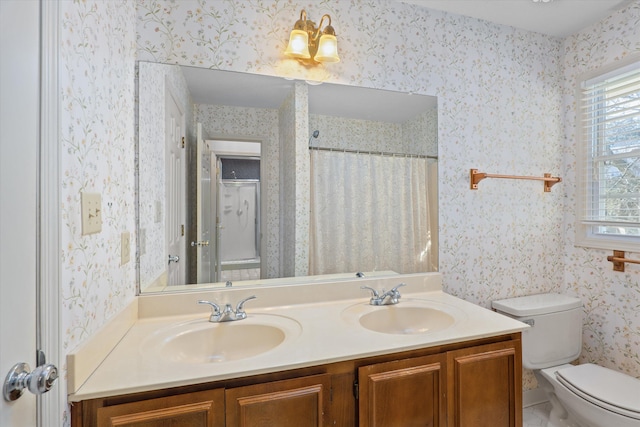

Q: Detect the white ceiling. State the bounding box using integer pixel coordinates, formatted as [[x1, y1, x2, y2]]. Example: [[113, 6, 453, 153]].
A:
[[399, 0, 633, 38]]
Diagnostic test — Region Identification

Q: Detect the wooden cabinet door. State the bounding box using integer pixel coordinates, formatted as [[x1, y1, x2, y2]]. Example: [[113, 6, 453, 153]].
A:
[[358, 354, 446, 427], [447, 340, 522, 427], [95, 388, 225, 427], [225, 373, 332, 427]]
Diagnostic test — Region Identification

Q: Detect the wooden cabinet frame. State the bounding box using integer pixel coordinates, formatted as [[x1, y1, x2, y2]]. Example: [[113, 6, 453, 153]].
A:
[[72, 333, 521, 427]]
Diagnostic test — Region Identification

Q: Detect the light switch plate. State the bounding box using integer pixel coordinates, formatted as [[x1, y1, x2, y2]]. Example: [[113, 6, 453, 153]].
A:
[[81, 192, 102, 235], [121, 231, 131, 265]]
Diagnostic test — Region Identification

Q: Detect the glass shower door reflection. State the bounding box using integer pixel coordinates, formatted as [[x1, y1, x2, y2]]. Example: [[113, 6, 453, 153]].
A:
[[217, 180, 260, 281]]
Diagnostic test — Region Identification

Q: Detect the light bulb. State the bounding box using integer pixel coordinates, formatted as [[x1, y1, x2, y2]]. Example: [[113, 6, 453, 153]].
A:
[[284, 30, 311, 59], [314, 34, 340, 63]]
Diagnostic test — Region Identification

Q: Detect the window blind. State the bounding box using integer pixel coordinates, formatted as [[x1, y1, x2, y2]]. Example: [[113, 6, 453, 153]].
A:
[[580, 62, 640, 233]]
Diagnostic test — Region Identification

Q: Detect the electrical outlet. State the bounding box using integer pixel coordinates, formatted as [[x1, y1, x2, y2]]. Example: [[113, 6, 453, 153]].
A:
[[81, 192, 102, 235], [121, 231, 131, 265]]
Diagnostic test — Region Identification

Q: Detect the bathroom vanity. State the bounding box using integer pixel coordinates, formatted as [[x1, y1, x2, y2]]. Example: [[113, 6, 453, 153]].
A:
[[68, 273, 526, 427]]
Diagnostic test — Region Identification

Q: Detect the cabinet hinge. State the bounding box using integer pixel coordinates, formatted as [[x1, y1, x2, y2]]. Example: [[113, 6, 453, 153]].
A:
[[353, 380, 359, 400], [181, 224, 185, 236], [181, 136, 185, 148]]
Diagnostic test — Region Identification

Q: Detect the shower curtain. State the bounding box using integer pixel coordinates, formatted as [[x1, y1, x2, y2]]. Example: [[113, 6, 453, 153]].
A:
[[309, 150, 437, 276]]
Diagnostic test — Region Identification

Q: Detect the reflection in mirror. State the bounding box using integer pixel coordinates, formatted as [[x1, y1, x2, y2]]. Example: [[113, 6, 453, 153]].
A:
[[137, 62, 438, 294]]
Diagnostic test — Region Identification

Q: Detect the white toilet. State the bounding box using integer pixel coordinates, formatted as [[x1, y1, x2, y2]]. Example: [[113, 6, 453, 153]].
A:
[[492, 293, 640, 427]]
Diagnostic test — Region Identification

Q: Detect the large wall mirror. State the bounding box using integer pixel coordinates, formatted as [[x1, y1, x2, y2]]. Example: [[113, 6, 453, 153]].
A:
[[138, 61, 438, 294]]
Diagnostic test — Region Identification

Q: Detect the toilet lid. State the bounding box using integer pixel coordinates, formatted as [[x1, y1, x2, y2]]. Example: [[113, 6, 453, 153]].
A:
[[556, 364, 640, 420]]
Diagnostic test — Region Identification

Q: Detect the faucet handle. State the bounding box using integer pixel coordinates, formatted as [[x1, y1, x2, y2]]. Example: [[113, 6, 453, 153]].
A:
[[390, 283, 407, 294], [235, 295, 257, 319], [361, 286, 380, 298], [387, 283, 406, 304], [198, 300, 222, 321]]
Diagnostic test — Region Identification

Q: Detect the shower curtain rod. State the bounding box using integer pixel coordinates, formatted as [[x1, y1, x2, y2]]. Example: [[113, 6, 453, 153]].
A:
[[308, 145, 437, 160]]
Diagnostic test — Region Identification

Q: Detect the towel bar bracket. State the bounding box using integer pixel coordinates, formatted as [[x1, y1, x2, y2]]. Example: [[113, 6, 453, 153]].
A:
[[607, 250, 640, 272]]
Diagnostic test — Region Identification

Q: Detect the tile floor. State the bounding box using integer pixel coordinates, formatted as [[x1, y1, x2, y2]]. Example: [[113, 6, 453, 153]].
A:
[[523, 402, 552, 426]]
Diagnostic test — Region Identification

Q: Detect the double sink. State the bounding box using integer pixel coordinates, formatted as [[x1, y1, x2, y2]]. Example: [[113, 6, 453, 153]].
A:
[[142, 297, 462, 364], [68, 273, 530, 401]]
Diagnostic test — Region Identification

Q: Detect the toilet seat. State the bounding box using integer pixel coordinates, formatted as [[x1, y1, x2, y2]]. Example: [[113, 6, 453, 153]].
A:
[[555, 363, 640, 421]]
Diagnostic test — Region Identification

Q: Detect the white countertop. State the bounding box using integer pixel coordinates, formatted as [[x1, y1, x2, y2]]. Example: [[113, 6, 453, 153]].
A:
[[68, 273, 527, 402]]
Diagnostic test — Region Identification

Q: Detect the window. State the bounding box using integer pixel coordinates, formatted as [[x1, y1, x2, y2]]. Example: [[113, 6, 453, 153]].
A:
[[576, 58, 640, 251]]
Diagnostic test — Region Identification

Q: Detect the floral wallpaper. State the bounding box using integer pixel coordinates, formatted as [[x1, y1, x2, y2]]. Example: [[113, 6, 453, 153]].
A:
[[309, 108, 437, 156], [278, 82, 310, 276], [56, 0, 640, 423], [59, 0, 137, 423]]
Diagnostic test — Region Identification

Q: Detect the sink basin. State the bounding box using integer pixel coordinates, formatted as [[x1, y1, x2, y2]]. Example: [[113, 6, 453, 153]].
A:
[[359, 306, 455, 334], [142, 314, 301, 364], [342, 299, 463, 335]]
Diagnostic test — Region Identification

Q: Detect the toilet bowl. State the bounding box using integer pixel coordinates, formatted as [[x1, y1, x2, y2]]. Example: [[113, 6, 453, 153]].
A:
[[492, 293, 640, 427], [538, 363, 640, 427]]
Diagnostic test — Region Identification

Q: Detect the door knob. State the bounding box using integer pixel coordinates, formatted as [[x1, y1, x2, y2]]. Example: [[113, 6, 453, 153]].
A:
[[3, 362, 58, 401], [168, 255, 180, 264]]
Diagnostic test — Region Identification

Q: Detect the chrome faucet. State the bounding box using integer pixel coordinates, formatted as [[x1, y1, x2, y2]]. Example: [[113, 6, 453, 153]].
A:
[[197, 295, 257, 322], [361, 283, 406, 306]]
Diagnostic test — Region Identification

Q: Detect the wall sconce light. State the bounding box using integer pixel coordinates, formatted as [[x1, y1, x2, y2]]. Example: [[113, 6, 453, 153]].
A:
[[284, 9, 340, 64]]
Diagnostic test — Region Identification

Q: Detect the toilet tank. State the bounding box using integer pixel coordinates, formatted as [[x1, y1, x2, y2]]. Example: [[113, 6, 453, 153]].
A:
[[492, 293, 583, 370]]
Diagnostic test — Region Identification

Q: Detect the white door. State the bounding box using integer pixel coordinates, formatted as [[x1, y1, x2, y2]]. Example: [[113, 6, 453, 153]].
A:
[[195, 124, 213, 283], [215, 157, 224, 282], [165, 86, 186, 286], [209, 153, 219, 282], [1, 1, 39, 425]]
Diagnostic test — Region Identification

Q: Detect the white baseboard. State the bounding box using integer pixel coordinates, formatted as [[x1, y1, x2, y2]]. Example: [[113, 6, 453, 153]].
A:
[[524, 388, 548, 407]]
